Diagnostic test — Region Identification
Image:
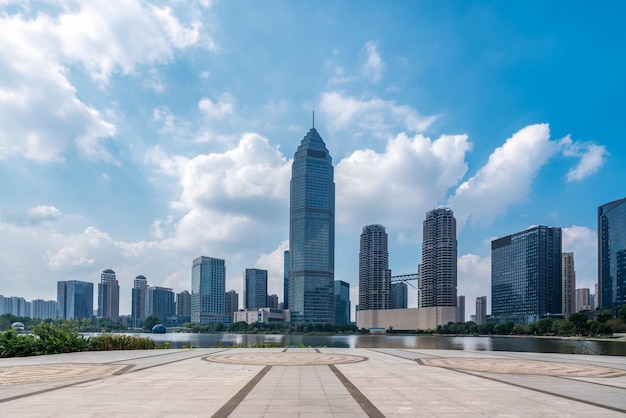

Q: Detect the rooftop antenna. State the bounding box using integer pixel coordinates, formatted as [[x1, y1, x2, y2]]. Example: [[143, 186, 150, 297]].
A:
[[312, 110, 315, 128]]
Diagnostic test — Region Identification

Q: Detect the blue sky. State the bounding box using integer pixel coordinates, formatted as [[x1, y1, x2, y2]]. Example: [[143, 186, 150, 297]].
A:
[[1, 1, 624, 317]]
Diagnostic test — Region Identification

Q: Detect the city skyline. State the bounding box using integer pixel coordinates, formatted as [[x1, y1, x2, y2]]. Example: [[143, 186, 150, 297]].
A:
[[1, 2, 625, 318]]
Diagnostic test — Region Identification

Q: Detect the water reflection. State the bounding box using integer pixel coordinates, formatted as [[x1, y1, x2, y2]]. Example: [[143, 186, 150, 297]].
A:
[[128, 333, 626, 356]]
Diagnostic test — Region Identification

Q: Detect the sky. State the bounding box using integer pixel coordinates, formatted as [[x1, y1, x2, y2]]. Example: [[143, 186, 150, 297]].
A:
[[1, 1, 625, 318]]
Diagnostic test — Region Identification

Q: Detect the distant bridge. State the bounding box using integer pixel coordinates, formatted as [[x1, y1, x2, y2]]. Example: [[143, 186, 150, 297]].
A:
[[390, 273, 418, 289]]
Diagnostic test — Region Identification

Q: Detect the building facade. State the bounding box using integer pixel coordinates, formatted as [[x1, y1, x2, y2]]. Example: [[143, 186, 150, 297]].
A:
[[191, 256, 226, 323], [491, 226, 562, 324], [391, 282, 408, 310], [334, 280, 350, 325], [98, 269, 119, 321], [244, 268, 268, 310], [31, 299, 56, 320], [562, 253, 576, 318], [476, 296, 487, 325], [283, 250, 289, 310], [288, 126, 335, 324], [598, 197, 626, 309], [131, 275, 148, 326], [56, 280, 93, 320], [359, 224, 391, 311], [419, 208, 457, 308], [224, 289, 238, 322]]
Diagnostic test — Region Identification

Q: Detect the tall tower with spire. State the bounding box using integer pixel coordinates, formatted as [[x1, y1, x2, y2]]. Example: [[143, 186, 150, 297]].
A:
[[288, 124, 335, 324]]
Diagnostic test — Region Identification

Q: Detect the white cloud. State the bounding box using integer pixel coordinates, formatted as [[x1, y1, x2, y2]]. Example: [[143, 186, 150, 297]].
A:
[[448, 124, 560, 228], [335, 132, 471, 231], [2, 205, 62, 227], [255, 240, 289, 300], [561, 136, 607, 182], [319, 91, 438, 139], [198, 93, 236, 119], [0, 1, 208, 163], [361, 41, 383, 82]]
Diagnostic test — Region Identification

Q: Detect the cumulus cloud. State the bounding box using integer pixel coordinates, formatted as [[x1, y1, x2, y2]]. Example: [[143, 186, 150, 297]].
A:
[[319, 91, 438, 139], [336, 132, 471, 231], [561, 136, 607, 182], [0, 1, 207, 163], [255, 240, 289, 299], [198, 93, 236, 119], [448, 124, 560, 228], [361, 41, 383, 82], [457, 253, 492, 316], [2, 205, 62, 227]]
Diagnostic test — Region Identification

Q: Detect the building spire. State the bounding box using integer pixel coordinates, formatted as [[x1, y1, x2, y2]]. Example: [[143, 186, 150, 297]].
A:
[[312, 110, 315, 128]]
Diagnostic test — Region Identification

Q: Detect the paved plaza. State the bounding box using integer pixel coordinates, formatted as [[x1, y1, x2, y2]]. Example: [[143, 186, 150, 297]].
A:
[[1, 347, 626, 417]]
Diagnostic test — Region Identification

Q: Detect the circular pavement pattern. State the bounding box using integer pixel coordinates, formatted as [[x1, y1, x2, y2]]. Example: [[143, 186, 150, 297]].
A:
[[206, 352, 367, 366], [422, 358, 625, 378], [0, 363, 128, 385]]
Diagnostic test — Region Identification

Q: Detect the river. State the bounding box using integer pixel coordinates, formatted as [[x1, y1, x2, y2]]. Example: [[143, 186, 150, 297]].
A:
[[132, 333, 626, 356]]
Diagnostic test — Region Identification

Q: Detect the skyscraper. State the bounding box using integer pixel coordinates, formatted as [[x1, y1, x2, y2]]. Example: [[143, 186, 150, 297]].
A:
[[224, 289, 238, 323], [419, 208, 457, 308], [244, 268, 268, 310], [576, 288, 591, 312], [177, 290, 191, 321], [456, 295, 465, 323], [391, 282, 408, 309], [334, 280, 350, 325], [476, 296, 487, 325], [598, 197, 626, 309], [144, 286, 175, 322], [191, 256, 226, 323], [288, 126, 335, 324], [491, 226, 562, 324], [283, 250, 289, 310], [562, 253, 576, 318], [98, 269, 119, 321], [359, 224, 391, 310], [57, 280, 93, 320], [131, 275, 148, 326]]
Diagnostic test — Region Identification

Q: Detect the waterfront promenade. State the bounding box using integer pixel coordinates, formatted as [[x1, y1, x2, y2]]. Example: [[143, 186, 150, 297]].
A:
[[1, 347, 625, 417]]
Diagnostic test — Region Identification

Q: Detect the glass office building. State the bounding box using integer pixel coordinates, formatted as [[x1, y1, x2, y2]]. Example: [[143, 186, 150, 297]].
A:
[[491, 226, 562, 324], [57, 280, 93, 320], [244, 268, 268, 309], [359, 224, 391, 310], [191, 256, 226, 323], [334, 280, 350, 325], [598, 197, 626, 309], [288, 127, 335, 324]]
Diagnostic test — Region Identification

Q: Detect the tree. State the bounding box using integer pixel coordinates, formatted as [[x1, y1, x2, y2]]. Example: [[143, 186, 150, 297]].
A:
[[143, 316, 160, 331], [595, 311, 612, 323], [619, 304, 626, 322]]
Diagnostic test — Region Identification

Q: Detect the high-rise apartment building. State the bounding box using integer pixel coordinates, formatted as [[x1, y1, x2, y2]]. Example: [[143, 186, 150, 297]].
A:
[[131, 275, 148, 326], [288, 126, 335, 324], [419, 208, 457, 307], [598, 197, 626, 309], [456, 295, 465, 323], [476, 296, 487, 325], [359, 224, 391, 310], [491, 226, 562, 324], [562, 253, 576, 318], [145, 286, 175, 322], [576, 288, 591, 312], [391, 282, 408, 309], [177, 290, 191, 321], [98, 269, 119, 321], [57, 280, 93, 320], [31, 299, 56, 320], [224, 289, 238, 322], [334, 280, 350, 325], [244, 268, 268, 310], [267, 294, 279, 309], [191, 256, 226, 323]]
